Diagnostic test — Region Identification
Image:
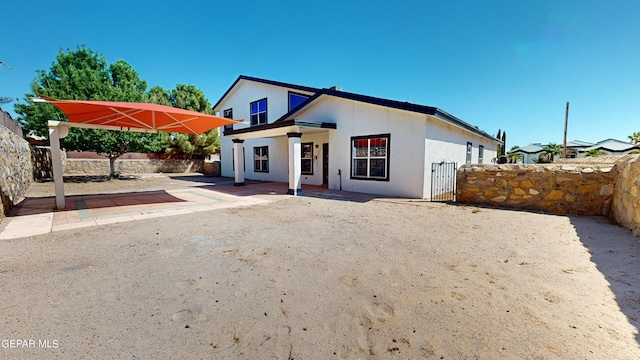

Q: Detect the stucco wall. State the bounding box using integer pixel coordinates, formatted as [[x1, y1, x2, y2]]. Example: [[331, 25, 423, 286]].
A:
[[0, 125, 32, 217], [216, 80, 498, 199], [457, 164, 617, 216]]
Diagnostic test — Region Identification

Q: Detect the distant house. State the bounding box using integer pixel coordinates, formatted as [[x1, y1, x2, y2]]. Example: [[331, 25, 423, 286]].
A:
[[578, 139, 639, 157], [509, 139, 638, 163], [213, 75, 499, 199]]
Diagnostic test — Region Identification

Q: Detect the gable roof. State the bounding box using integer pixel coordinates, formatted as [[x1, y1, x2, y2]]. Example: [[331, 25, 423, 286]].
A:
[[215, 75, 499, 143], [566, 140, 594, 148], [579, 138, 638, 152], [212, 75, 321, 110], [511, 143, 544, 154]]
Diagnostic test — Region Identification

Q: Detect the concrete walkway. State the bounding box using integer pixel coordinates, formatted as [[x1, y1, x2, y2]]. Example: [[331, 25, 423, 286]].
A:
[[0, 181, 380, 240]]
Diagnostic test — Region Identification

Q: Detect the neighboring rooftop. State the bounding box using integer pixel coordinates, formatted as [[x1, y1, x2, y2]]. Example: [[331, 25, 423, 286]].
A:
[[580, 138, 638, 152]]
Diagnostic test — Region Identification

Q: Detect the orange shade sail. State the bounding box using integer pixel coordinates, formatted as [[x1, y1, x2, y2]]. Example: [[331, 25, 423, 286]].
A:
[[37, 95, 238, 135]]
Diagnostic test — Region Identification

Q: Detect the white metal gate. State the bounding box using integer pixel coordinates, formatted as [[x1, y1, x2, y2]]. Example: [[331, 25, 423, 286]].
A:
[[431, 162, 457, 202]]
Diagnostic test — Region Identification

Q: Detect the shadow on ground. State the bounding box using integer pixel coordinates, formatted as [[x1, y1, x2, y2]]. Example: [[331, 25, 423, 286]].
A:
[[9, 190, 187, 217], [571, 215, 640, 345]]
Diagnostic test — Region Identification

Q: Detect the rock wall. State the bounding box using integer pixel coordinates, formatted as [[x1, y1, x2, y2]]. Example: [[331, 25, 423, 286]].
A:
[[32, 146, 54, 180], [611, 156, 640, 236], [0, 125, 33, 217], [35, 148, 211, 176], [456, 164, 617, 216], [115, 159, 204, 174], [1, 108, 23, 138], [65, 158, 110, 175], [457, 155, 640, 237], [64, 158, 204, 175], [203, 161, 221, 176]]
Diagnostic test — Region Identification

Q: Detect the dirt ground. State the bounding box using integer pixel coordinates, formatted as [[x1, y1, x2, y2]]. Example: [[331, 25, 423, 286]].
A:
[[1, 175, 639, 359]]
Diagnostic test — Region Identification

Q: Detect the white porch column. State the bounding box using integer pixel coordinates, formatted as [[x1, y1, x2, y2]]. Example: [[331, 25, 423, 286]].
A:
[[287, 132, 303, 195], [232, 138, 245, 186], [48, 121, 69, 209]]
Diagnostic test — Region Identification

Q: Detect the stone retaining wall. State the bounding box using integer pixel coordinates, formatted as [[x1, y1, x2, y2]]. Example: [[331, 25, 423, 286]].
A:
[[0, 125, 32, 218], [456, 164, 617, 216], [34, 148, 215, 177], [203, 161, 221, 176], [63, 158, 205, 175], [115, 159, 204, 174], [64, 158, 110, 175], [611, 155, 640, 236], [457, 155, 640, 237]]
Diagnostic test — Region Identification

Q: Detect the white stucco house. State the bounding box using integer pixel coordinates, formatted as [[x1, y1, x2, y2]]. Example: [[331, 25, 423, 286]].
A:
[[213, 75, 499, 199]]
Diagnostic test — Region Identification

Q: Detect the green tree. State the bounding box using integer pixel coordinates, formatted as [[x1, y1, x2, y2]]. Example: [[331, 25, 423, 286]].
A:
[[506, 146, 521, 163], [15, 46, 162, 176], [585, 149, 605, 157], [628, 131, 640, 144], [501, 131, 506, 156], [148, 84, 219, 158], [543, 143, 563, 162]]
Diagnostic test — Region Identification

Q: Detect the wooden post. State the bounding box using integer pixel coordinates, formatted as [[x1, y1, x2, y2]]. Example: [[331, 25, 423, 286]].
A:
[[563, 102, 569, 158]]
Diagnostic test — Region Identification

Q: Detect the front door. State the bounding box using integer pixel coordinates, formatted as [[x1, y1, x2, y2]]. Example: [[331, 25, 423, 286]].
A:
[[322, 143, 329, 186]]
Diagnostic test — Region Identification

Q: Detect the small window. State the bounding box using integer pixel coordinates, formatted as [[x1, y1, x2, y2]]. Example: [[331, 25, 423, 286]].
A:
[[466, 142, 472, 164], [223, 108, 233, 132], [478, 145, 484, 164], [301, 142, 313, 175], [289, 92, 309, 111], [254, 146, 269, 172], [250, 98, 267, 126], [351, 134, 390, 180]]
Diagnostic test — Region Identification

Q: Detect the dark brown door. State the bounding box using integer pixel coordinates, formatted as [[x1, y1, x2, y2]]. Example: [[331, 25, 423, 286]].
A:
[[322, 143, 329, 186]]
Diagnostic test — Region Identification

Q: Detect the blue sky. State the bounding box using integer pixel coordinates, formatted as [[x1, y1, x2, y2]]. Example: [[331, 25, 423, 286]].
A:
[[1, 0, 638, 148]]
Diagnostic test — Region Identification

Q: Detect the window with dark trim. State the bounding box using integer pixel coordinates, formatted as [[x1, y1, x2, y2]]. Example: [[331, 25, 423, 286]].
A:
[[351, 134, 390, 180], [466, 142, 472, 164], [254, 146, 269, 172], [289, 92, 309, 111], [301, 142, 313, 175], [223, 108, 233, 132], [478, 145, 484, 164], [250, 98, 267, 126]]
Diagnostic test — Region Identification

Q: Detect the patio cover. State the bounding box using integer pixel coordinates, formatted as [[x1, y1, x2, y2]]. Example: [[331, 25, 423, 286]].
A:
[[37, 95, 239, 134], [34, 96, 241, 209]]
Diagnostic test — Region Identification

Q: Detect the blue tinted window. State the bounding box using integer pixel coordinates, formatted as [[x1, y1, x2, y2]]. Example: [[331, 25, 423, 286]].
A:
[[250, 98, 267, 126], [289, 92, 309, 111]]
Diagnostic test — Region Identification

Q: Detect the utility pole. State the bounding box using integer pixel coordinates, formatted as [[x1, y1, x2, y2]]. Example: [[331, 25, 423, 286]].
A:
[[0, 61, 13, 104], [562, 102, 569, 158]]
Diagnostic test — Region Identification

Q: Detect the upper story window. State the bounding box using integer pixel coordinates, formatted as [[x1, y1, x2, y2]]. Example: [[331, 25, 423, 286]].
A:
[[223, 108, 233, 132], [250, 98, 267, 126], [288, 92, 309, 111]]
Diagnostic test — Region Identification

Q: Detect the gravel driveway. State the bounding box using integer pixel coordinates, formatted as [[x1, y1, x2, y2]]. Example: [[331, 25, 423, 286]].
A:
[[1, 174, 638, 359]]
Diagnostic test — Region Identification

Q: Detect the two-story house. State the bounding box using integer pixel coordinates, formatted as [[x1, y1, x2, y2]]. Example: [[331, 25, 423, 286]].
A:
[[213, 75, 499, 199]]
